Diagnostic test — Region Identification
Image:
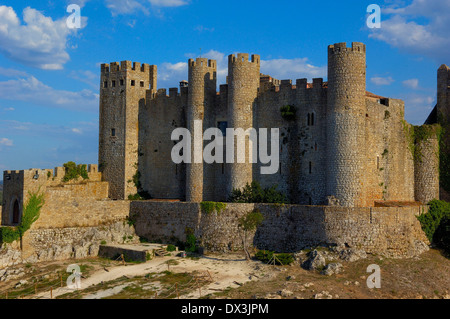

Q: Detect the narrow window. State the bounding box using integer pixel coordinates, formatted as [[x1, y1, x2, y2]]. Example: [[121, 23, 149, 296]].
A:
[[120, 79, 124, 86], [309, 161, 312, 174], [218, 121, 228, 136], [311, 113, 315, 126], [377, 156, 380, 170], [112, 80, 116, 87], [12, 199, 20, 224], [140, 81, 144, 87], [309, 197, 313, 205], [307, 113, 311, 126], [131, 80, 135, 86], [103, 81, 108, 88], [111, 128, 116, 137]]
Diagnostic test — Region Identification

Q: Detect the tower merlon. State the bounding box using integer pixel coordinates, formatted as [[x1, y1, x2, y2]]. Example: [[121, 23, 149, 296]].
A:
[[189, 58, 217, 69], [313, 78, 324, 88], [101, 61, 155, 75], [328, 42, 366, 54], [228, 53, 260, 65]]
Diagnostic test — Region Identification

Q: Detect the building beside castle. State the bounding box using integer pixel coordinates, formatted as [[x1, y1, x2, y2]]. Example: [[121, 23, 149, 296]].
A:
[[98, 42, 442, 207]]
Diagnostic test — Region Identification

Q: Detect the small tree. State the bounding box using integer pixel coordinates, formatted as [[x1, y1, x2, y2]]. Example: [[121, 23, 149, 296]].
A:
[[238, 210, 264, 261]]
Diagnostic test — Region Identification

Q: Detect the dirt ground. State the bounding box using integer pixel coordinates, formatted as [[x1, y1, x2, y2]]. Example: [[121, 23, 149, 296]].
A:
[[0, 248, 448, 300]]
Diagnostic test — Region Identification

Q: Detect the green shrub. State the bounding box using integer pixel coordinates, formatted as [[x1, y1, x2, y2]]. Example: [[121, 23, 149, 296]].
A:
[[280, 105, 296, 121], [255, 250, 274, 263], [0, 227, 20, 244], [63, 161, 89, 182], [434, 217, 450, 255], [229, 182, 288, 204], [167, 244, 176, 252], [255, 250, 294, 265], [100, 240, 107, 245], [276, 253, 294, 265], [185, 234, 197, 253], [200, 202, 227, 214], [0, 191, 44, 244], [417, 200, 450, 242]]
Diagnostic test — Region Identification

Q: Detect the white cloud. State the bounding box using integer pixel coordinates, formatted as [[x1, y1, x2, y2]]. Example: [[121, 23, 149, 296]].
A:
[[261, 58, 326, 81], [0, 74, 98, 112], [0, 6, 85, 70], [0, 138, 13, 146], [105, 0, 188, 16], [194, 25, 215, 33], [403, 93, 436, 124], [0, 67, 28, 78], [3, 107, 15, 111], [370, 76, 395, 86], [368, 0, 450, 63], [403, 78, 420, 89], [69, 70, 99, 89]]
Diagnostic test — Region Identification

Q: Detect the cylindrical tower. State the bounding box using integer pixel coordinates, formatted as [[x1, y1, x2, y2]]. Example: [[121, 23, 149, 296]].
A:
[[186, 58, 217, 202], [227, 53, 260, 195], [414, 127, 440, 204], [326, 42, 367, 207]]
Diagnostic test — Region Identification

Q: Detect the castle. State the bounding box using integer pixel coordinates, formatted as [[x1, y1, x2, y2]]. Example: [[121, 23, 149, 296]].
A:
[[1, 42, 448, 262], [97, 42, 442, 207]]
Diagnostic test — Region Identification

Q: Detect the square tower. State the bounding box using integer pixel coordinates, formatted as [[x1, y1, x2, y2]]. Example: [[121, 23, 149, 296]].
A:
[[99, 61, 157, 200]]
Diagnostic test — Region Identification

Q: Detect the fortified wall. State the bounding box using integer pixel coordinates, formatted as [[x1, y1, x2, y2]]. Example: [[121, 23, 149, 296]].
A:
[[0, 166, 137, 267], [131, 202, 430, 259]]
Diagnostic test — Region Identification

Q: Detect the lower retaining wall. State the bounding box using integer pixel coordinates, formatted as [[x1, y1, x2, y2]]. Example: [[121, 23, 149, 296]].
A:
[[131, 202, 430, 258], [1, 221, 138, 268]]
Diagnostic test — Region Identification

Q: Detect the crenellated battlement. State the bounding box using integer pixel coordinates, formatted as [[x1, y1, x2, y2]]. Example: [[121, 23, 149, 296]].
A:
[[328, 42, 366, 55], [101, 61, 156, 75], [228, 53, 260, 65], [188, 58, 217, 69]]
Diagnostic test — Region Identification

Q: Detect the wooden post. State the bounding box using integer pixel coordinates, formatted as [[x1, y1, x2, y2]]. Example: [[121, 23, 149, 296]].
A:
[[50, 287, 53, 299], [196, 278, 201, 297], [121, 254, 125, 266], [155, 291, 158, 299]]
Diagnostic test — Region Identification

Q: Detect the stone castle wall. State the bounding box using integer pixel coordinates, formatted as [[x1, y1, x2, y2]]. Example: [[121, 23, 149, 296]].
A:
[[131, 202, 429, 258], [139, 89, 187, 200]]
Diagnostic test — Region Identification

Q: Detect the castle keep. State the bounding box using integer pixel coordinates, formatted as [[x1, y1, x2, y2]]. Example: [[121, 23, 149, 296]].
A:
[[98, 42, 440, 206]]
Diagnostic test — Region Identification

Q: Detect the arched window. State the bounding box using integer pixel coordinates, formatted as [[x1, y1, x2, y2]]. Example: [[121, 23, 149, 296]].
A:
[[307, 113, 311, 126], [12, 200, 20, 224], [311, 112, 315, 126]]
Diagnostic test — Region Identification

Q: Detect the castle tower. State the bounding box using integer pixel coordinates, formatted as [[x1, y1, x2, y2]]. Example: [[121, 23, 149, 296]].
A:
[[326, 42, 367, 207], [186, 58, 217, 202], [99, 61, 157, 200], [227, 53, 260, 195], [437, 64, 450, 124], [414, 127, 440, 204]]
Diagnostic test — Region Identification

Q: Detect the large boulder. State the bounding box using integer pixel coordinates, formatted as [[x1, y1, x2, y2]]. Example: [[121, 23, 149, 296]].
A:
[[302, 250, 326, 270]]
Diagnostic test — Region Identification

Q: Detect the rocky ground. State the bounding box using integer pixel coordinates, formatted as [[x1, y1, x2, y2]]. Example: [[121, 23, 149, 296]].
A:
[[0, 246, 448, 300]]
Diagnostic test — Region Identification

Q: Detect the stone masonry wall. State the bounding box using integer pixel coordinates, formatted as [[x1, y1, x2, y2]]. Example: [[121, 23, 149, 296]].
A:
[[131, 202, 429, 258]]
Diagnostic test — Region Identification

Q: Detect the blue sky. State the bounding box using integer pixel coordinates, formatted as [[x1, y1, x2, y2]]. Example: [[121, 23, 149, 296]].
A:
[[0, 0, 449, 175]]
